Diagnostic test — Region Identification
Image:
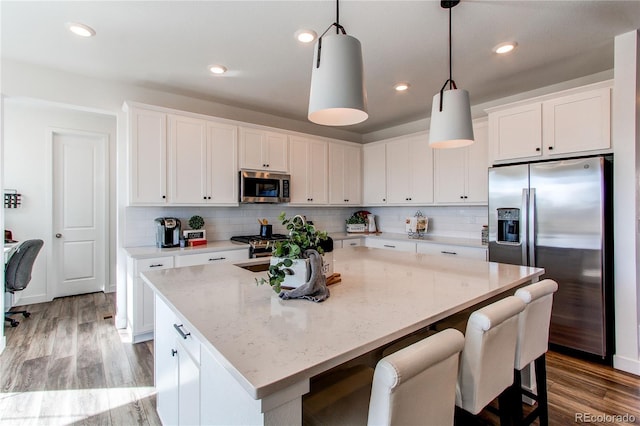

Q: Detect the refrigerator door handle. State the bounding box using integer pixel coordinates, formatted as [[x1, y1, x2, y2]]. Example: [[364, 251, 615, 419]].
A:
[[528, 188, 536, 266], [521, 188, 529, 264]]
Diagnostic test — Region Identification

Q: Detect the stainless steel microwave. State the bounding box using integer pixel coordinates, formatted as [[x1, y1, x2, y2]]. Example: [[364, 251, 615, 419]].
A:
[[239, 170, 290, 203]]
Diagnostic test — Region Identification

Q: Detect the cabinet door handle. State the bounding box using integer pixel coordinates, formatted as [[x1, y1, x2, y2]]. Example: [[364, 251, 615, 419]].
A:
[[536, 147, 541, 152], [171, 349, 177, 357], [149, 264, 164, 268], [162, 195, 166, 199], [208, 257, 226, 261], [173, 323, 191, 339], [548, 146, 554, 150], [441, 251, 458, 255], [384, 244, 396, 248]]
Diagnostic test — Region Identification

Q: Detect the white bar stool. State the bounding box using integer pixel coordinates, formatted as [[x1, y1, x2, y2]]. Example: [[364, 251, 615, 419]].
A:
[[511, 279, 558, 426], [303, 328, 465, 426], [455, 295, 526, 425]]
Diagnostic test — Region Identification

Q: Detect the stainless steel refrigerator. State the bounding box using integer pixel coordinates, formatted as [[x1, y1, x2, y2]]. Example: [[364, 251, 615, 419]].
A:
[[488, 155, 613, 359]]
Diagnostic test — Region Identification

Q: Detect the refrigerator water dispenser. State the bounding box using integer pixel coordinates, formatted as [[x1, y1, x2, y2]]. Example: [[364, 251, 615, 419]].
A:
[[497, 208, 520, 244]]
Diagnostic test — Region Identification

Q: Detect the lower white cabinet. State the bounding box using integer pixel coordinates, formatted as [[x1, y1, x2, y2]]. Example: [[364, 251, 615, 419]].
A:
[[416, 242, 487, 260], [339, 238, 364, 248], [155, 294, 202, 426], [174, 249, 249, 267], [365, 238, 417, 253], [127, 256, 174, 343]]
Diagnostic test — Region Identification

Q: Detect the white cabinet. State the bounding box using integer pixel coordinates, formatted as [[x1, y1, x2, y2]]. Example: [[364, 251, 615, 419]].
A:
[[168, 115, 238, 205], [363, 143, 387, 205], [386, 133, 434, 205], [128, 107, 168, 204], [155, 294, 201, 426], [434, 120, 488, 204], [542, 87, 611, 156], [168, 114, 207, 204], [239, 127, 289, 172], [416, 242, 487, 261], [126, 256, 174, 343], [365, 238, 416, 253], [329, 142, 362, 205], [488, 84, 611, 163], [289, 136, 328, 205], [174, 249, 248, 267], [340, 238, 363, 248]]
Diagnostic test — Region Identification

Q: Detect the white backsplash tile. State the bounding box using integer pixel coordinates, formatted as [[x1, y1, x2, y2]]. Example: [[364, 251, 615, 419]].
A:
[[124, 205, 489, 247]]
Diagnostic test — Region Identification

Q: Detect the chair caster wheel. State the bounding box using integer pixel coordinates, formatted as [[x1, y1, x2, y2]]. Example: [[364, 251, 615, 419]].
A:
[[10, 320, 19, 327], [23, 312, 30, 318]]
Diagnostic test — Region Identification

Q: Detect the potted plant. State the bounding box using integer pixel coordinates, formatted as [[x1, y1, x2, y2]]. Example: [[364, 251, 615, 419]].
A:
[[346, 210, 370, 233], [257, 212, 328, 293], [184, 215, 206, 245]]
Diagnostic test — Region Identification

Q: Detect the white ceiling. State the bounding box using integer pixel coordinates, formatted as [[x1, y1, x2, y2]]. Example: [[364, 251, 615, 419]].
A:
[[2, 1, 640, 135]]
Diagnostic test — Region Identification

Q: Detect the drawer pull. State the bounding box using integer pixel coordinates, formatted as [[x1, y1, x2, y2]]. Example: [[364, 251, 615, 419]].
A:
[[173, 323, 191, 339], [384, 244, 396, 248], [349, 242, 357, 246], [149, 263, 164, 268], [441, 251, 458, 255], [208, 257, 226, 261]]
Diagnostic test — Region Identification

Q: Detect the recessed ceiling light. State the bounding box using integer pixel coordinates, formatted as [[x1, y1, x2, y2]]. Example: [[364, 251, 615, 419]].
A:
[[295, 29, 317, 43], [66, 22, 96, 37], [209, 65, 227, 75], [493, 42, 517, 55], [394, 83, 410, 92]]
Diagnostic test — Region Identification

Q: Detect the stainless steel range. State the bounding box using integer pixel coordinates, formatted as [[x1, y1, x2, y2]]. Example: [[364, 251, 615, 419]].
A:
[[230, 234, 289, 258]]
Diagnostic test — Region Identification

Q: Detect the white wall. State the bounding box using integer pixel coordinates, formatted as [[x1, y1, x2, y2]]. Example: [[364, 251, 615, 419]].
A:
[[612, 31, 640, 374], [3, 99, 117, 304]]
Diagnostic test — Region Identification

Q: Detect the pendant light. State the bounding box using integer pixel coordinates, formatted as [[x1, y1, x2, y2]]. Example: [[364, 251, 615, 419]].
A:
[[308, 0, 368, 126], [429, 0, 474, 148]]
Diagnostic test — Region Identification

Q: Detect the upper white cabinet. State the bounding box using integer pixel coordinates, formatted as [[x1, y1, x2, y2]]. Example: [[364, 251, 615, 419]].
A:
[[488, 84, 611, 163], [386, 133, 433, 205], [363, 143, 387, 205], [128, 107, 168, 204], [167, 115, 238, 205], [434, 120, 488, 204], [239, 127, 289, 172], [329, 142, 362, 205], [287, 136, 329, 205], [542, 87, 611, 156]]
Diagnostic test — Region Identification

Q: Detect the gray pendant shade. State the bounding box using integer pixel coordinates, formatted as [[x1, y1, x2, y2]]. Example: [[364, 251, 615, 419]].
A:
[[308, 34, 368, 126], [429, 88, 474, 148]]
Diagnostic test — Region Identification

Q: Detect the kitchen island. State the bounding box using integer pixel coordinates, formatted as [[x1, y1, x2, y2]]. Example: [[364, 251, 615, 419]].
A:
[[142, 246, 544, 425]]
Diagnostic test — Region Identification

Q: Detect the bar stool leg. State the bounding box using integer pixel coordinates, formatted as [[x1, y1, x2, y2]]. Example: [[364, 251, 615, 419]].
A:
[[534, 354, 549, 426]]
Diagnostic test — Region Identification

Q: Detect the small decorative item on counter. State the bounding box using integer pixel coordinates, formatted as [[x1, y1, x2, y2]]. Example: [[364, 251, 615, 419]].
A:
[[257, 212, 329, 295], [407, 210, 428, 239], [345, 210, 370, 233], [184, 215, 206, 244], [481, 225, 489, 245]]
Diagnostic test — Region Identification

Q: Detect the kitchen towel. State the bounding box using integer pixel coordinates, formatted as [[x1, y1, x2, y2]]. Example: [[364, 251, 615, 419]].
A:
[[279, 249, 330, 303]]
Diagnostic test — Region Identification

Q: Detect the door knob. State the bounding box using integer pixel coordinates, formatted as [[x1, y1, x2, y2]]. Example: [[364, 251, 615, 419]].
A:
[[55, 233, 62, 238]]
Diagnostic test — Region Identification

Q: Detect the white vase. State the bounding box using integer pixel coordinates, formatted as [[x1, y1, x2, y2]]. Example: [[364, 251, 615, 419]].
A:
[[270, 257, 311, 289]]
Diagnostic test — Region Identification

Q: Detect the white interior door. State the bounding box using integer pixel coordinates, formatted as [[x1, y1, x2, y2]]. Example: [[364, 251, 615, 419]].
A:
[[52, 130, 107, 297]]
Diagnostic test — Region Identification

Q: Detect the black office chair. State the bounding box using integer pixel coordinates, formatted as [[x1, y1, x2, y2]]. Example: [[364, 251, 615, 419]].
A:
[[5, 239, 44, 327]]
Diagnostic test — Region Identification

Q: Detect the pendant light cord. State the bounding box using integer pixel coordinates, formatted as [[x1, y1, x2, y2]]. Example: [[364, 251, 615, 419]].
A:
[[449, 6, 452, 89], [316, 0, 347, 68], [439, 3, 458, 111]]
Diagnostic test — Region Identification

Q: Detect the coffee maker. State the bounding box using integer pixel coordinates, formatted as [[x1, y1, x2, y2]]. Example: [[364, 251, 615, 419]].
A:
[[155, 217, 181, 248]]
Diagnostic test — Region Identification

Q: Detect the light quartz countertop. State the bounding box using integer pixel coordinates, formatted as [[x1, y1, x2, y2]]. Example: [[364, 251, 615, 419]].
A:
[[124, 240, 249, 259], [332, 232, 486, 248], [142, 246, 542, 400]]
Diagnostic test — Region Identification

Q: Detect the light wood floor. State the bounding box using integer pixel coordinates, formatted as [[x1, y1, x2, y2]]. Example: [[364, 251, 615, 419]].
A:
[[2, 293, 640, 425]]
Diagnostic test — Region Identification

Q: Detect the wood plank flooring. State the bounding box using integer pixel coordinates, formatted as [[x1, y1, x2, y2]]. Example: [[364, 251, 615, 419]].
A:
[[1, 292, 160, 426], [2, 293, 640, 425]]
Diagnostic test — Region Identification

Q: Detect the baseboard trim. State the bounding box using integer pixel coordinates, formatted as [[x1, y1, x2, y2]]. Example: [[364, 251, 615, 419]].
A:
[[13, 293, 49, 307], [613, 354, 640, 376], [0, 336, 6, 354]]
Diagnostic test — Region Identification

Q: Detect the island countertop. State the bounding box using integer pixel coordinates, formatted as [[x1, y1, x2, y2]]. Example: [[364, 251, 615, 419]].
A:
[[142, 246, 543, 401]]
